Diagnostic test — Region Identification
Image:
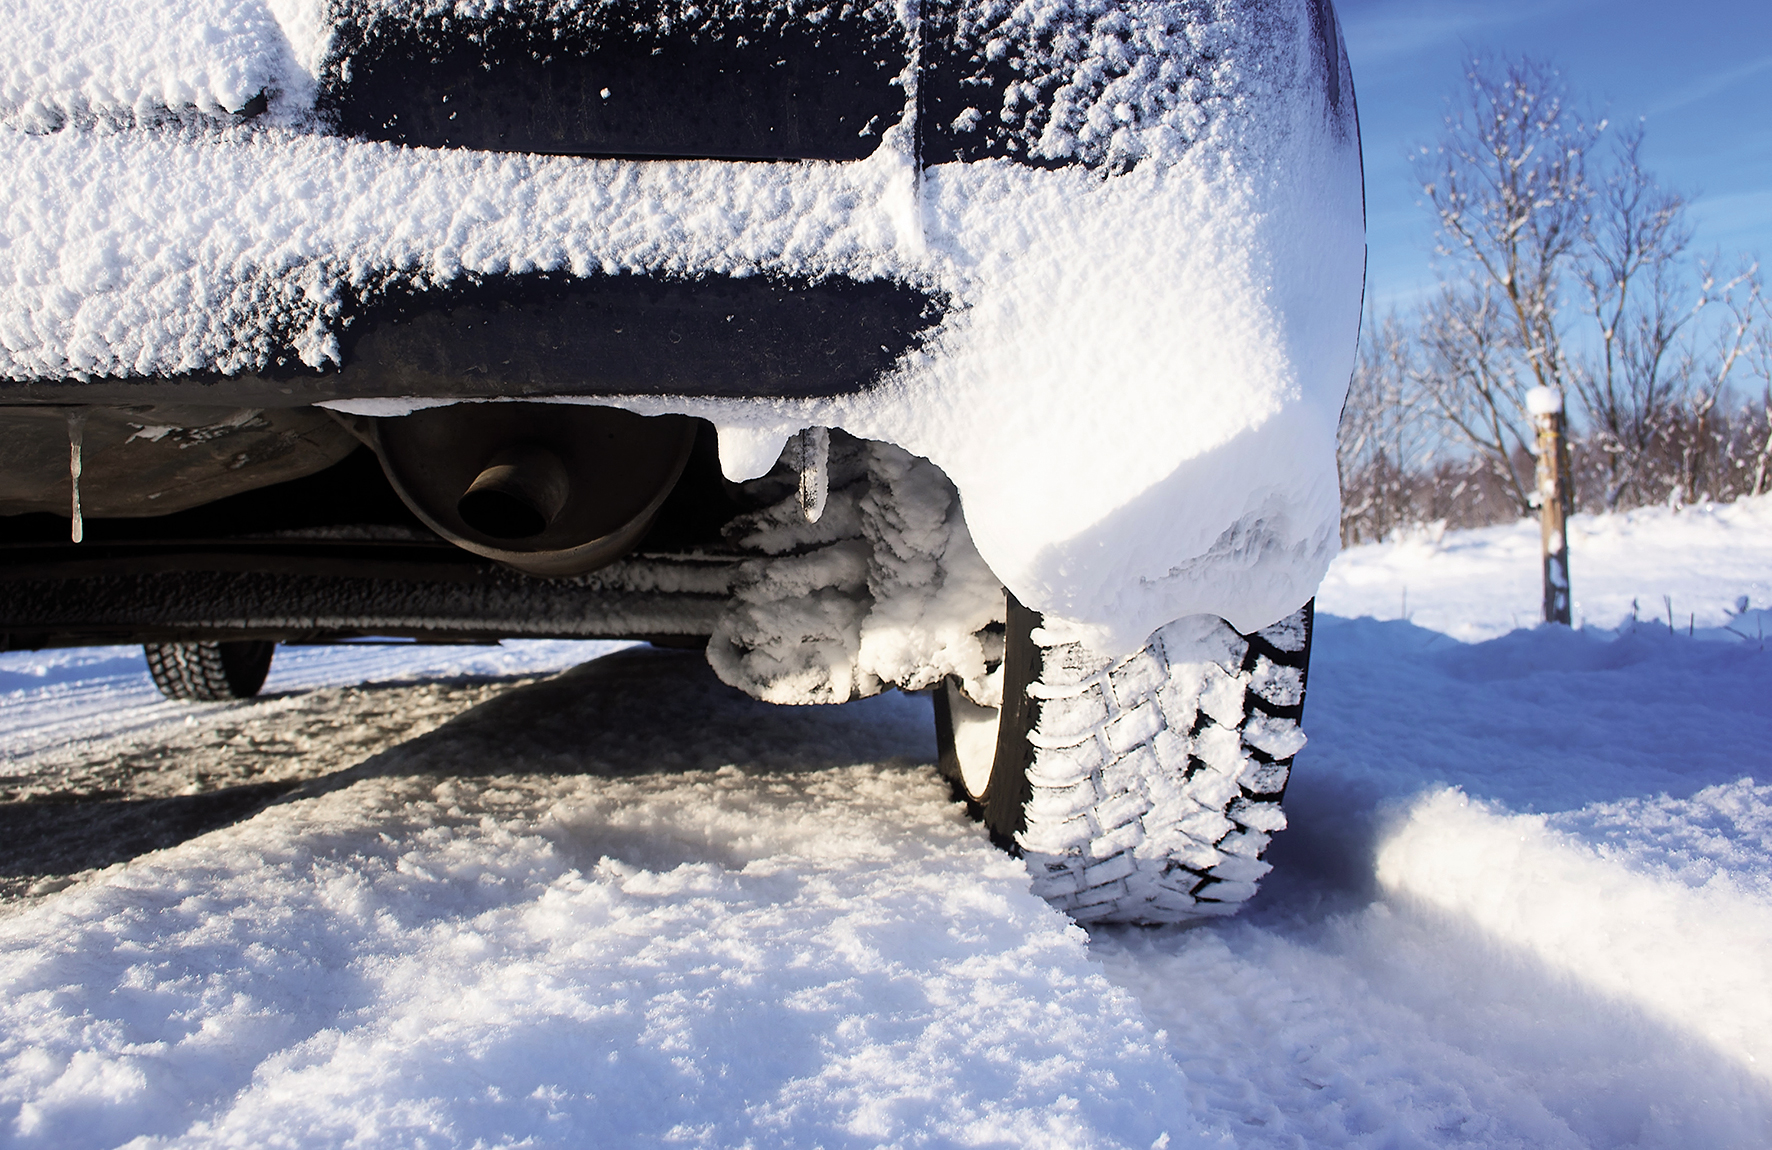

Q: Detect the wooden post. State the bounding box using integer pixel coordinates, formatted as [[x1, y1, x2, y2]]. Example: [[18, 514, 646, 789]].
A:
[[1527, 387, 1571, 625]]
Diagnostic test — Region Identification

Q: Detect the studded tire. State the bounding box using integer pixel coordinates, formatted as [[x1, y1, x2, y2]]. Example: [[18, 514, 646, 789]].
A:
[[935, 600, 1312, 924], [143, 641, 276, 702]]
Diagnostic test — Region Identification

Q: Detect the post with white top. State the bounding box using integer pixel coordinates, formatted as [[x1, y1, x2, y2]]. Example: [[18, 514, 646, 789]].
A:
[[1527, 386, 1572, 625]]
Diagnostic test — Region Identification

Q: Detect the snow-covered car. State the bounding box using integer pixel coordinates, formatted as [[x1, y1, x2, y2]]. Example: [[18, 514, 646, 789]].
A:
[[0, 0, 1363, 922]]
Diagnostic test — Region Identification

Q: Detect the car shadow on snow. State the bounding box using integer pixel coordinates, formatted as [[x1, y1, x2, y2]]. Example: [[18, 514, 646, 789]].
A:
[[0, 781, 301, 900], [0, 668, 594, 899], [295, 645, 938, 789], [2, 647, 941, 897], [270, 645, 945, 876]]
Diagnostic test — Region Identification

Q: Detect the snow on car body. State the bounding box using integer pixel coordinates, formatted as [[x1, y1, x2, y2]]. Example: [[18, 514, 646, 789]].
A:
[[0, 0, 1363, 921]]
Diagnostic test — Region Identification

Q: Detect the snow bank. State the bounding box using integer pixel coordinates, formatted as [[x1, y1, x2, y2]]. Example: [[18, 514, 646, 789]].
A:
[[1085, 605, 1772, 1146], [1096, 888, 1772, 1149], [1377, 786, 1772, 1081], [1073, 499, 1772, 1145], [1318, 495, 1772, 642], [0, 652, 1219, 1148], [0, 0, 1365, 656]]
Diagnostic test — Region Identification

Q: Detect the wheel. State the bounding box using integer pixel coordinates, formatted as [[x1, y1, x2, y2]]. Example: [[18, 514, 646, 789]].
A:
[[143, 641, 276, 701], [935, 598, 1312, 924]]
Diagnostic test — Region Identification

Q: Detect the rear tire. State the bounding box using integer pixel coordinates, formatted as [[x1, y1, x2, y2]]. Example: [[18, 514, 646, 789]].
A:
[[935, 599, 1312, 924], [144, 641, 276, 701], [934, 597, 1041, 843]]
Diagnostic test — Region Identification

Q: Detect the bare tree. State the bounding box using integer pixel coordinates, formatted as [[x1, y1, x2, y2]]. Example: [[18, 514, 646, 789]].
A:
[[1412, 285, 1538, 512], [1691, 265, 1770, 499], [1412, 56, 1600, 514], [1744, 276, 1772, 496], [1572, 125, 1697, 509], [1337, 314, 1435, 542], [1336, 55, 1772, 537]]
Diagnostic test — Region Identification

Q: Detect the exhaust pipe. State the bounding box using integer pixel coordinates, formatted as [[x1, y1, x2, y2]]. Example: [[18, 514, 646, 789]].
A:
[[345, 403, 696, 576], [457, 443, 572, 539]]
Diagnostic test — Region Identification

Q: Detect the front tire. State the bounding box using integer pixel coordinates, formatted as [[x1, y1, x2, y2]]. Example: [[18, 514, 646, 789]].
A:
[[935, 600, 1312, 924], [144, 641, 276, 701]]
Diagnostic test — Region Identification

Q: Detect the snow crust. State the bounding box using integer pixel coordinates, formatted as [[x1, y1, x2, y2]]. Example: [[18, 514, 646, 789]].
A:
[[0, 0, 1365, 657]]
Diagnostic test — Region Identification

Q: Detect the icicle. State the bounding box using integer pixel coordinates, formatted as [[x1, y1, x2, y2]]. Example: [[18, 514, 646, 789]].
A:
[[795, 426, 829, 524], [67, 410, 87, 543]]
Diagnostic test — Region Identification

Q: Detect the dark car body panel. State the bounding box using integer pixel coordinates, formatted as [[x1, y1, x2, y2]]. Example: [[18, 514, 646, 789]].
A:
[[323, 2, 911, 162]]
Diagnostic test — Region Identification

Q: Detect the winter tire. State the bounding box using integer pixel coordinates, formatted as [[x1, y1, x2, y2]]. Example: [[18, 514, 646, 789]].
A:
[[936, 600, 1312, 924], [143, 641, 276, 701]]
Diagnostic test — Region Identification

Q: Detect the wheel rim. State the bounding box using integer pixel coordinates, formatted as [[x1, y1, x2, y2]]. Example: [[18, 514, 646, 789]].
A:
[[942, 679, 1001, 800]]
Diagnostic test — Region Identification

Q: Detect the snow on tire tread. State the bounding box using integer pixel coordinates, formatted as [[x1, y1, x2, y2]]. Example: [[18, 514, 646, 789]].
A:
[[1020, 605, 1311, 923]]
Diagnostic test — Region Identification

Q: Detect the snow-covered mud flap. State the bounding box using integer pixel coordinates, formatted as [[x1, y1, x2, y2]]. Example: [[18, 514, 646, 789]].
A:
[[704, 430, 1310, 925], [705, 431, 1005, 708], [938, 603, 1310, 925]]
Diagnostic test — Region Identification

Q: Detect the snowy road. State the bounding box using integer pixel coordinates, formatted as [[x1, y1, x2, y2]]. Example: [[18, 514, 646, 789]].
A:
[[3, 501, 1771, 1147]]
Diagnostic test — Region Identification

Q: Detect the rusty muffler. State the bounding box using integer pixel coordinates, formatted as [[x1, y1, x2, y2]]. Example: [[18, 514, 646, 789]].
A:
[[346, 403, 696, 576]]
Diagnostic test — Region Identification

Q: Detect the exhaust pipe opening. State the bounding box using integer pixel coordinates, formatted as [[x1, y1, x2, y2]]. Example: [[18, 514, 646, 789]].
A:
[[457, 443, 570, 539], [352, 403, 698, 577]]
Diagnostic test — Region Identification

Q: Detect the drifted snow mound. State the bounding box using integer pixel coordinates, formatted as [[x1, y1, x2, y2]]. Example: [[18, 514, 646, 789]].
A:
[[1086, 607, 1772, 1147], [0, 650, 1221, 1149], [1377, 784, 1772, 1079]]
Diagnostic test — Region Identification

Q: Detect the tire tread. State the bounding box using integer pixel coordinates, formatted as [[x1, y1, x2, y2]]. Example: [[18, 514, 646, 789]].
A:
[[1019, 604, 1313, 924], [143, 641, 275, 701]]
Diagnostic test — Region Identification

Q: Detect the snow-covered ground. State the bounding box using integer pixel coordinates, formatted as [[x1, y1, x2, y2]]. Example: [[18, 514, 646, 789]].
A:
[[1, 501, 1770, 1147], [1318, 495, 1772, 641], [0, 639, 629, 772]]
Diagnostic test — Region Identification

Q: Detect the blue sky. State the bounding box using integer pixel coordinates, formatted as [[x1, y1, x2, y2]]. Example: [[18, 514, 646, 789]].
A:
[[1336, 0, 1772, 312]]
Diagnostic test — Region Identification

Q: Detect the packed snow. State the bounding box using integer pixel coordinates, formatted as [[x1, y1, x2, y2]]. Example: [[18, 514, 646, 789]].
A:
[[0, 0, 1363, 656], [3, 650, 1212, 1148], [1, 500, 1769, 1146]]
